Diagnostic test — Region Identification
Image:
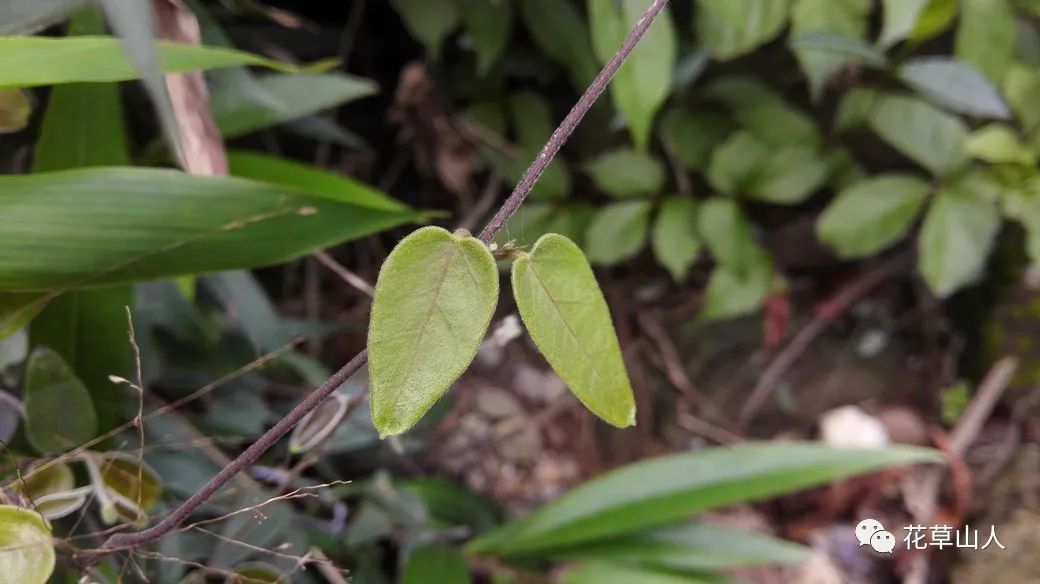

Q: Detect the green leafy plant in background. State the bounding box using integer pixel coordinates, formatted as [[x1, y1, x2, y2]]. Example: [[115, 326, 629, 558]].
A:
[[395, 0, 1040, 318]]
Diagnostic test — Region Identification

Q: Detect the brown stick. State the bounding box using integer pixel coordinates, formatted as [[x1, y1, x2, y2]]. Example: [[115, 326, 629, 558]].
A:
[[739, 253, 913, 425], [100, 0, 672, 553]]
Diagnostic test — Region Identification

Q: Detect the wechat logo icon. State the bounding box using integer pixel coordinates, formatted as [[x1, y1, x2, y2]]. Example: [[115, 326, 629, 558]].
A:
[[856, 518, 896, 554]]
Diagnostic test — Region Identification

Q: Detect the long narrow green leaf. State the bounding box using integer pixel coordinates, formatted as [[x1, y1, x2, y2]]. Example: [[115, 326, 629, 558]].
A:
[[469, 442, 941, 554], [368, 227, 499, 437], [100, 0, 185, 163], [211, 73, 377, 139], [0, 168, 420, 292], [29, 7, 134, 433], [0, 36, 300, 88], [227, 151, 408, 212], [553, 524, 810, 572]]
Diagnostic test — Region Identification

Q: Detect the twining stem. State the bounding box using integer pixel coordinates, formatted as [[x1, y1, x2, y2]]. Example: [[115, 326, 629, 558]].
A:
[[100, 0, 671, 554]]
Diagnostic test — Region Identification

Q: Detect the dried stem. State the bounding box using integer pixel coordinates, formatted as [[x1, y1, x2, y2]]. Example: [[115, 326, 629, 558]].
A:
[[101, 0, 671, 554]]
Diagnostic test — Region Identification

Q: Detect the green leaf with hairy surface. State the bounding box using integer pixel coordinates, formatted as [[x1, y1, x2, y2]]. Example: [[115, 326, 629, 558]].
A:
[[210, 73, 377, 139], [917, 186, 1000, 297], [746, 147, 829, 204], [699, 262, 772, 320], [0, 168, 419, 292], [0, 36, 302, 88], [965, 124, 1036, 165], [706, 131, 770, 194], [0, 505, 55, 584], [368, 227, 499, 437], [697, 198, 762, 278], [660, 108, 735, 171], [469, 442, 941, 554], [589, 0, 676, 149], [955, 0, 1015, 83], [866, 93, 968, 177], [898, 57, 1010, 119], [512, 234, 635, 427], [584, 149, 665, 198], [460, 0, 513, 73], [554, 523, 810, 572], [391, 0, 460, 56], [402, 544, 470, 584], [789, 0, 872, 100], [696, 0, 790, 61], [652, 198, 702, 281], [563, 562, 720, 584], [518, 0, 599, 88], [24, 347, 97, 453], [817, 175, 931, 258], [585, 201, 653, 265]]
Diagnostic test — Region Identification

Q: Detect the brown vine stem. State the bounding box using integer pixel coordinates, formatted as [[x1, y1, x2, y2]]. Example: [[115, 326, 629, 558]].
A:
[[100, 0, 671, 554]]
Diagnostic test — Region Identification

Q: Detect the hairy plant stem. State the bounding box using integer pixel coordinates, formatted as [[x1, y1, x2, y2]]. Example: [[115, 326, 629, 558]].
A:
[[100, 0, 671, 554]]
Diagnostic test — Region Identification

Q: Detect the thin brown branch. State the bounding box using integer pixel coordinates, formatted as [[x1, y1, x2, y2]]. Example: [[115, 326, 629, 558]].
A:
[[738, 253, 913, 425], [313, 251, 375, 297], [100, 0, 672, 554]]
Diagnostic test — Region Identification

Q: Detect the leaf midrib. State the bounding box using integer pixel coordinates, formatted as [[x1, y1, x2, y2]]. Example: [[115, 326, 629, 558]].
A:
[[525, 262, 600, 383], [394, 244, 463, 391]]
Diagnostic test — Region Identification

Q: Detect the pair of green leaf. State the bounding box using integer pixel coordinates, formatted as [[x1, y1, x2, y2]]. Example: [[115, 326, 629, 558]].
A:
[[368, 227, 635, 437]]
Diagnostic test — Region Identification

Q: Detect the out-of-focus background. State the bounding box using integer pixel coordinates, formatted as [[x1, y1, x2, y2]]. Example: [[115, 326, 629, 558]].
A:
[[1, 0, 1039, 582]]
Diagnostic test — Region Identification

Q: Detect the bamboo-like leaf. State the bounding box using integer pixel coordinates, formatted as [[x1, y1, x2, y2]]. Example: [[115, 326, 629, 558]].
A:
[[23, 347, 97, 454], [401, 544, 470, 584], [511, 234, 635, 427], [368, 227, 499, 437], [469, 442, 941, 555], [30, 7, 134, 433], [211, 73, 377, 139], [0, 36, 301, 88], [0, 168, 420, 292], [0, 505, 55, 584]]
